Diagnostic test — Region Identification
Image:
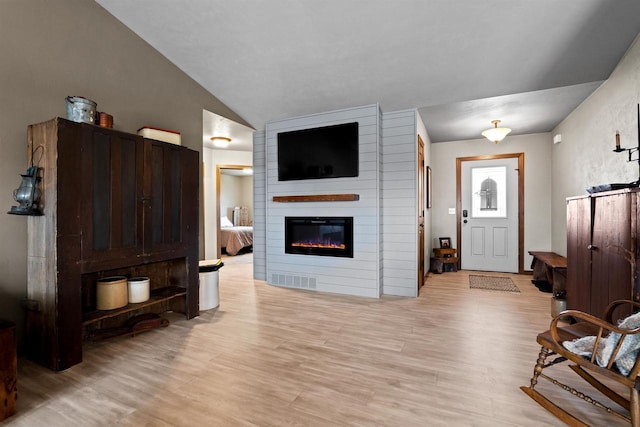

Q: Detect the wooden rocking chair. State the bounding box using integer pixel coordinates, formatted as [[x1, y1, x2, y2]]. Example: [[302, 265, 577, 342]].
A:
[[521, 300, 640, 426]]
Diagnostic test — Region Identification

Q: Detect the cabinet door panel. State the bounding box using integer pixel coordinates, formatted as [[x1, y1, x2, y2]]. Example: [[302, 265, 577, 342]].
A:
[[145, 140, 190, 253], [82, 128, 144, 264], [566, 197, 592, 313], [592, 194, 632, 318], [181, 147, 200, 318]]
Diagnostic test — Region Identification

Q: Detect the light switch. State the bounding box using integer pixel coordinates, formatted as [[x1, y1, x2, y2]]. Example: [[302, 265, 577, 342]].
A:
[[448, 208, 456, 215]]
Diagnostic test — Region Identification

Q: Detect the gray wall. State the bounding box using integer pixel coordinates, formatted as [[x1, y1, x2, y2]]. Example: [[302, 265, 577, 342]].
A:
[[551, 34, 640, 255], [0, 0, 247, 345]]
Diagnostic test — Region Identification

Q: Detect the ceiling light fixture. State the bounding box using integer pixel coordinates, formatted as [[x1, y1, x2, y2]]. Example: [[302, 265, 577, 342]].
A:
[[481, 120, 511, 144], [210, 136, 231, 148]]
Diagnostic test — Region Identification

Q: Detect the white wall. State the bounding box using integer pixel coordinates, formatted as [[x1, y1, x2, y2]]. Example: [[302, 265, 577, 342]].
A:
[[253, 131, 267, 280], [220, 174, 242, 220], [381, 109, 419, 297], [203, 147, 253, 259], [219, 174, 253, 224], [551, 34, 640, 256], [430, 133, 553, 270], [241, 176, 254, 223]]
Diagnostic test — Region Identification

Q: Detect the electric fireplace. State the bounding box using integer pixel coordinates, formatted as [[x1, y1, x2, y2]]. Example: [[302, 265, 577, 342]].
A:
[[285, 217, 353, 258]]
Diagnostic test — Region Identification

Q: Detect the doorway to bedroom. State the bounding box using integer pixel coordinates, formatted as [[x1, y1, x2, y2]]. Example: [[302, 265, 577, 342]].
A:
[[217, 165, 254, 258], [202, 109, 255, 264]]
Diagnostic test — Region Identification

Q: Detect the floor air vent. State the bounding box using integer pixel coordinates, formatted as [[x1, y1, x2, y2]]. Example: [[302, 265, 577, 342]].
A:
[[271, 273, 317, 290]]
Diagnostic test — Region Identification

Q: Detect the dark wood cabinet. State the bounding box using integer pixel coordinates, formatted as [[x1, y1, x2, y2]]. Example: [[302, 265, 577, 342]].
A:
[[0, 320, 17, 421], [566, 189, 639, 320], [26, 118, 199, 371]]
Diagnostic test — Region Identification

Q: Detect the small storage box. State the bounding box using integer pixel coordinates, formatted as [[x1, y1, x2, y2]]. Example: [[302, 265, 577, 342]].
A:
[[96, 276, 128, 310], [127, 277, 150, 304], [137, 126, 181, 145]]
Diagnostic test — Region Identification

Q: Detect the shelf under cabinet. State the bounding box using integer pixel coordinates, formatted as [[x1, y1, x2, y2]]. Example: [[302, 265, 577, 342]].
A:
[[82, 286, 186, 325]]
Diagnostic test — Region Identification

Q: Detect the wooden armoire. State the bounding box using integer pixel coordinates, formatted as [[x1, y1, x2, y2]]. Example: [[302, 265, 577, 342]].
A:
[[566, 188, 639, 320], [26, 118, 199, 371]]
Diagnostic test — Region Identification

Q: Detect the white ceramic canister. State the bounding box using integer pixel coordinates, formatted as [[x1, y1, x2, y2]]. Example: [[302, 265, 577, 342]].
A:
[[127, 277, 150, 303]]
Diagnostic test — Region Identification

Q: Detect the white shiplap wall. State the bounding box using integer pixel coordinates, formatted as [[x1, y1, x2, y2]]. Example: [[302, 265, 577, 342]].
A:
[[381, 110, 418, 297], [253, 131, 267, 280], [377, 106, 384, 297], [265, 105, 381, 298], [254, 105, 420, 298]]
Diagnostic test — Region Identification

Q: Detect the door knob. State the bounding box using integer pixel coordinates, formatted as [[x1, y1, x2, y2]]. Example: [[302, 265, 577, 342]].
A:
[[587, 244, 598, 250], [463, 219, 468, 224]]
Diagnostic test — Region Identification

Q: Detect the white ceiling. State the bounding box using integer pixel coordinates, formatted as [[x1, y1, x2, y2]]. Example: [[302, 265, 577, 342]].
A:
[[96, 0, 640, 146]]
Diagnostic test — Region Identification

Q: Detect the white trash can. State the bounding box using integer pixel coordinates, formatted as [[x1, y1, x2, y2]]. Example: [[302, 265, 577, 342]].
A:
[[199, 259, 223, 311]]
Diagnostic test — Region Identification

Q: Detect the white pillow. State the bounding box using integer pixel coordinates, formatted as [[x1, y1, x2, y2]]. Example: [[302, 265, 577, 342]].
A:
[[221, 216, 234, 228]]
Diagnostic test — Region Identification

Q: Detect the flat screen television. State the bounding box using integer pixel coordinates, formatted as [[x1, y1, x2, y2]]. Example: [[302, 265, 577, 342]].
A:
[[277, 122, 359, 181]]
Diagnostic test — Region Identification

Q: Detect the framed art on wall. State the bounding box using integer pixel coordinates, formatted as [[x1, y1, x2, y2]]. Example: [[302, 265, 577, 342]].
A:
[[426, 166, 432, 209]]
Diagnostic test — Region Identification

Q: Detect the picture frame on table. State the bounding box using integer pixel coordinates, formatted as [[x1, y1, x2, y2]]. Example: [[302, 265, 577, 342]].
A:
[[439, 237, 451, 249]]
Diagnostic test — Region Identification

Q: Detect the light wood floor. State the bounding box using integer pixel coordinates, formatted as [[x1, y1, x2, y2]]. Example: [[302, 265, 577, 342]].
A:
[[2, 256, 632, 426]]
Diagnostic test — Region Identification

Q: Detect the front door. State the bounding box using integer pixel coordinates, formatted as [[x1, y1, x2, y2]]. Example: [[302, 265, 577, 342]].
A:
[[460, 156, 519, 273]]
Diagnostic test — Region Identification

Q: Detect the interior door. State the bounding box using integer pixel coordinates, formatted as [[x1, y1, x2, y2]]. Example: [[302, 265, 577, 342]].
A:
[[417, 136, 425, 289], [460, 157, 518, 272]]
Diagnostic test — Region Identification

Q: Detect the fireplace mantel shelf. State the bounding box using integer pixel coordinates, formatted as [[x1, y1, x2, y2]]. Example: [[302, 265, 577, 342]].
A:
[[273, 194, 359, 203]]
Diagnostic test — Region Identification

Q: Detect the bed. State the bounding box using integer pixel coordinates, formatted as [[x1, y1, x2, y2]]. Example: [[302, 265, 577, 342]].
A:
[[220, 216, 253, 255]]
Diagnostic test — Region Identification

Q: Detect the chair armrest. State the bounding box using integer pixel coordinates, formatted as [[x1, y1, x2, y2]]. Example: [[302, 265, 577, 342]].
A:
[[549, 310, 609, 357], [604, 299, 640, 324], [551, 310, 640, 337], [549, 308, 640, 369]]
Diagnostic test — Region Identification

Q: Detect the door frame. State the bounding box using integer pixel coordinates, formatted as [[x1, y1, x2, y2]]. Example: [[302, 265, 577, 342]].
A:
[[417, 135, 425, 290], [216, 164, 253, 258], [455, 153, 525, 274]]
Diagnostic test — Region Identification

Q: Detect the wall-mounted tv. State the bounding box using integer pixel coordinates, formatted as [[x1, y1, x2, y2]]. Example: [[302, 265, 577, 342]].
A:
[[277, 122, 359, 181]]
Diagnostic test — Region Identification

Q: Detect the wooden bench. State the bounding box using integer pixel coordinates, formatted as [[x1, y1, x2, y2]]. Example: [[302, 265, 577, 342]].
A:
[[528, 251, 567, 293]]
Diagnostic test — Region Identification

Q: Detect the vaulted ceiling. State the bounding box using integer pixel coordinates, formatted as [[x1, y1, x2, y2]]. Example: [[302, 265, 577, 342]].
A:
[[96, 0, 640, 146]]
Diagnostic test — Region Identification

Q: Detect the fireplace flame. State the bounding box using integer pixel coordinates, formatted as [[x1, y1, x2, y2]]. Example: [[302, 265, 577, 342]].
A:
[[291, 242, 346, 250]]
